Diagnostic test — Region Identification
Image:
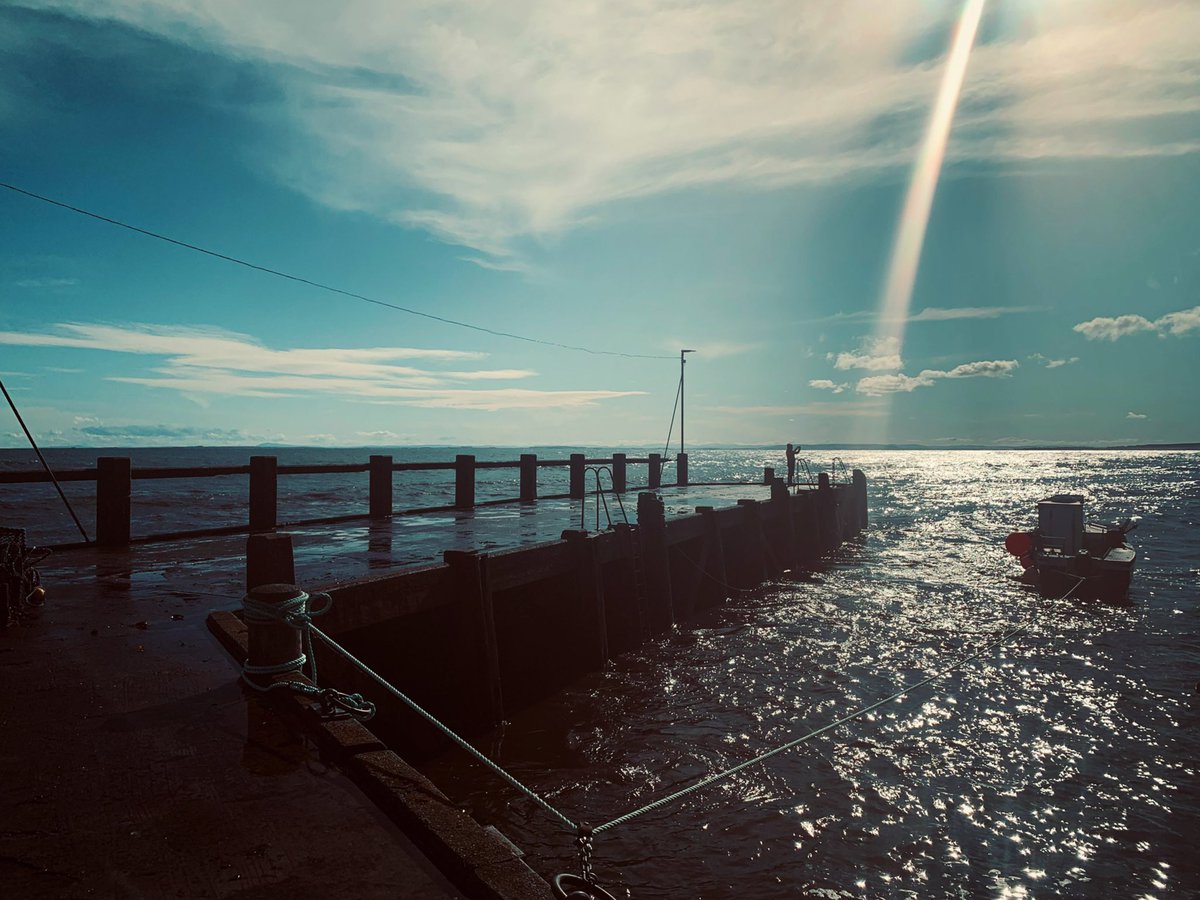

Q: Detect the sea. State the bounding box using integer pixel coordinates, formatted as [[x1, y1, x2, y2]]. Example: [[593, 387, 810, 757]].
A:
[[3, 446, 1198, 898]]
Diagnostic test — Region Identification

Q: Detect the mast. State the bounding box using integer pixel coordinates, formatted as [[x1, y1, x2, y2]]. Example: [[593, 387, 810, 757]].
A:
[[680, 349, 695, 455]]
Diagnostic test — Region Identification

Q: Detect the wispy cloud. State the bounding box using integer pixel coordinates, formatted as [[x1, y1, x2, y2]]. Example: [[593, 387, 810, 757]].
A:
[[1074, 305, 1200, 341], [1029, 353, 1078, 369], [711, 401, 885, 418], [0, 322, 642, 410], [810, 305, 1040, 326], [829, 336, 902, 372], [856, 359, 1018, 395], [663, 339, 757, 359], [18, 1, 1200, 260], [1126, 411, 1147, 420], [809, 379, 848, 394], [14, 277, 79, 288]]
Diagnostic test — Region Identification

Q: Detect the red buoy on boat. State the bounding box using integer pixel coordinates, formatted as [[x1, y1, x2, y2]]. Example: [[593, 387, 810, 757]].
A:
[[1005, 531, 1033, 556]]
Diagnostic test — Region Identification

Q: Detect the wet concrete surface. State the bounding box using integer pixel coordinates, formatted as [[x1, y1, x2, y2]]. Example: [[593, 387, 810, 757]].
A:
[[1, 485, 770, 897]]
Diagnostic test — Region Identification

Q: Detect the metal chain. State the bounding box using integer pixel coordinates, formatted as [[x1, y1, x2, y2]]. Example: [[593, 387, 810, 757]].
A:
[[575, 825, 595, 884]]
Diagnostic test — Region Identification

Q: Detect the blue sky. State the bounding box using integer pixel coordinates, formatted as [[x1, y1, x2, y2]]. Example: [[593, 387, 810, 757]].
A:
[[2, 0, 1198, 448]]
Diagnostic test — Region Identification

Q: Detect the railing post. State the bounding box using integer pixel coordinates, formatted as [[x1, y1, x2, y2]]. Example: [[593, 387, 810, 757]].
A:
[[612, 453, 627, 493], [569, 453, 585, 499], [455, 454, 475, 509], [249, 455, 277, 532], [676, 452, 688, 486], [369, 455, 393, 518], [96, 456, 131, 547], [648, 453, 662, 489], [519, 453, 537, 502]]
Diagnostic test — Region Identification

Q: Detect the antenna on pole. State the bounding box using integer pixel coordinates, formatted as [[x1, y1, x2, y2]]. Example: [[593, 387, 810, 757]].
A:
[[680, 349, 696, 455]]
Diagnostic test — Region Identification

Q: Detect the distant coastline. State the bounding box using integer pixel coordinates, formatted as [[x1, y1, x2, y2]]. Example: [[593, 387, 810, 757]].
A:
[[3, 442, 1198, 452]]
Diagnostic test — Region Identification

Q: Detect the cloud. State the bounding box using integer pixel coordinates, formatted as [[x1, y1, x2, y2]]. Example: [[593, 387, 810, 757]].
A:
[[1074, 305, 1200, 341], [711, 401, 885, 418], [1126, 411, 1147, 420], [830, 336, 902, 372], [78, 423, 252, 440], [809, 379, 848, 394], [1029, 353, 1078, 369], [663, 339, 756, 359], [855, 359, 1017, 395], [14, 277, 79, 288], [16, 0, 1200, 260], [0, 322, 641, 410], [907, 306, 1039, 322]]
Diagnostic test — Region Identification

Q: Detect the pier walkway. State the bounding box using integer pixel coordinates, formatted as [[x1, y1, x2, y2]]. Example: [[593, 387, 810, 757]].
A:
[[3, 482, 776, 898]]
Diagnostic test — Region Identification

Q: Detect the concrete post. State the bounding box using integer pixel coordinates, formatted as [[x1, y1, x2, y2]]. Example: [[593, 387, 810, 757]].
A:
[[246, 532, 295, 591], [455, 454, 475, 509], [648, 453, 662, 489], [636, 492, 675, 634], [443, 549, 504, 728], [612, 453, 627, 493], [676, 452, 689, 486], [369, 455, 393, 519], [561, 530, 609, 671], [96, 456, 131, 547], [519, 453, 537, 502], [569, 453, 586, 499], [249, 455, 277, 532]]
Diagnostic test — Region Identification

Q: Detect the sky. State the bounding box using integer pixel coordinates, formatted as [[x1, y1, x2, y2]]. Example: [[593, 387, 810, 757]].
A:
[[1, 0, 1198, 448]]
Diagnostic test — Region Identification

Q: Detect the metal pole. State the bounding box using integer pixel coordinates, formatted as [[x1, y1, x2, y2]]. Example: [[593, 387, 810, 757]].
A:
[[0, 378, 91, 542], [680, 349, 695, 454]]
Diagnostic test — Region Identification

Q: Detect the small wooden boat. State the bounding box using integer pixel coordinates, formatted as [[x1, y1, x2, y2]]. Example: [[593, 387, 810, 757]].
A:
[[1005, 494, 1137, 601]]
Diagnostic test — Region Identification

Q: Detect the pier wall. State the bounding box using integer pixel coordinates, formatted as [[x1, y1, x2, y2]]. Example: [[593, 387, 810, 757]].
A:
[[299, 474, 868, 761]]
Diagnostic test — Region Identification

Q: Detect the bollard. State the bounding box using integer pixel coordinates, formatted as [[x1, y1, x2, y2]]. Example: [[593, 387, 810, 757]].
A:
[[96, 456, 131, 547], [249, 455, 277, 532], [648, 453, 662, 489], [246, 532, 295, 592], [612, 453, 627, 493], [676, 452, 689, 486], [369, 455, 393, 519], [569, 453, 586, 499], [243, 582, 305, 684], [455, 454, 475, 509], [520, 453, 537, 502]]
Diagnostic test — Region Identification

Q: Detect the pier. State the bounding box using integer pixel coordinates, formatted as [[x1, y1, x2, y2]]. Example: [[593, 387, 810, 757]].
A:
[[3, 449, 867, 899]]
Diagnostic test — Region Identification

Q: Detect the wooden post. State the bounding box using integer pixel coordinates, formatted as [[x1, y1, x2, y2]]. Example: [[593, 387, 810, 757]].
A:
[[648, 453, 662, 489], [569, 453, 586, 499], [612, 453, 627, 493], [455, 454, 475, 509], [562, 530, 609, 670], [792, 491, 821, 564], [763, 466, 775, 484], [676, 452, 688, 486], [369, 455, 393, 519], [817, 471, 838, 551], [636, 492, 675, 634], [246, 533, 295, 591], [611, 523, 647, 650], [243, 582, 305, 686], [853, 468, 868, 532], [737, 499, 769, 581], [519, 453, 537, 502], [95, 456, 131, 547], [769, 477, 798, 570], [249, 455, 277, 532], [696, 506, 729, 608], [443, 549, 504, 728]]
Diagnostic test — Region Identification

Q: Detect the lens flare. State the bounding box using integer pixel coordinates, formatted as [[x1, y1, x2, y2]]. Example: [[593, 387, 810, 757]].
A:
[[877, 0, 987, 355]]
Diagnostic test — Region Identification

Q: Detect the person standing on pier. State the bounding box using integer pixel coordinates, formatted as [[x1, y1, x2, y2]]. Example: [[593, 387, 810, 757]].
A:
[[786, 442, 802, 486]]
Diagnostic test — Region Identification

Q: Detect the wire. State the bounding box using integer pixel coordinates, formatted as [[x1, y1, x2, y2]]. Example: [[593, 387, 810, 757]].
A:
[[0, 181, 675, 361]]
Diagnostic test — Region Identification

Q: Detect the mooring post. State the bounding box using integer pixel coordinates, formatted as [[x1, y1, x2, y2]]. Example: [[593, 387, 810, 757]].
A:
[[519, 453, 537, 502], [636, 492, 675, 634], [696, 506, 729, 609], [455, 454, 475, 509], [676, 452, 689, 486], [246, 532, 296, 591], [562, 529, 609, 671], [243, 582, 305, 687], [853, 468, 868, 532], [369, 454, 393, 519], [648, 453, 662, 489], [95, 456, 131, 547], [763, 466, 775, 484], [569, 453, 586, 499], [249, 455, 277, 532], [443, 549, 504, 729], [612, 453, 627, 493]]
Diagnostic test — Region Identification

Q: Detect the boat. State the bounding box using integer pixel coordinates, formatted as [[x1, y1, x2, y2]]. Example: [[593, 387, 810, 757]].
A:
[[1005, 493, 1138, 601]]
